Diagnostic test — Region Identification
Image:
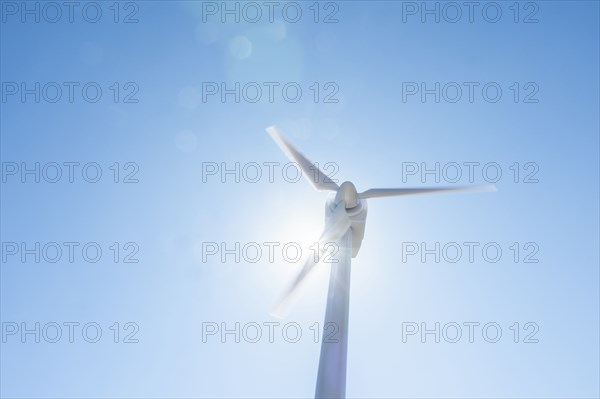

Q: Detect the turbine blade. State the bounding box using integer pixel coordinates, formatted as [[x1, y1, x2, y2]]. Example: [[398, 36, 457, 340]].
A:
[[271, 204, 351, 318], [321, 203, 353, 243], [270, 252, 322, 319], [358, 184, 496, 199], [266, 126, 339, 192]]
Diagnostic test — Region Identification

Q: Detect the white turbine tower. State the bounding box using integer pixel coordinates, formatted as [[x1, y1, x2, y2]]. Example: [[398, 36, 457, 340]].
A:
[[266, 126, 495, 399]]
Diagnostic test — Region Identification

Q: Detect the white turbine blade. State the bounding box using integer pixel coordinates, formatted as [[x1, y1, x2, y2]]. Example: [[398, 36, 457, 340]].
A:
[[270, 252, 321, 318], [271, 205, 351, 318], [358, 184, 496, 199], [266, 126, 339, 191], [321, 203, 352, 243]]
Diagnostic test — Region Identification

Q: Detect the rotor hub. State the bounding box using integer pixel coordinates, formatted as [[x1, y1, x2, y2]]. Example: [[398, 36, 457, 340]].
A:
[[335, 181, 359, 208]]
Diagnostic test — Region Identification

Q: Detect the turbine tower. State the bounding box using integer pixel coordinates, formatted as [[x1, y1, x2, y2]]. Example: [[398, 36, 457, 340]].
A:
[[266, 126, 495, 399]]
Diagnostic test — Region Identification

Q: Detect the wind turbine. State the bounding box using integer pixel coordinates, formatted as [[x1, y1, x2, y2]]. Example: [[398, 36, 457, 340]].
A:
[[266, 126, 495, 399]]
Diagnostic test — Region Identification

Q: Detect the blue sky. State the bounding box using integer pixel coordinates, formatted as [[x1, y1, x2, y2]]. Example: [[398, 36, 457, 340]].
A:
[[1, 1, 599, 398]]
